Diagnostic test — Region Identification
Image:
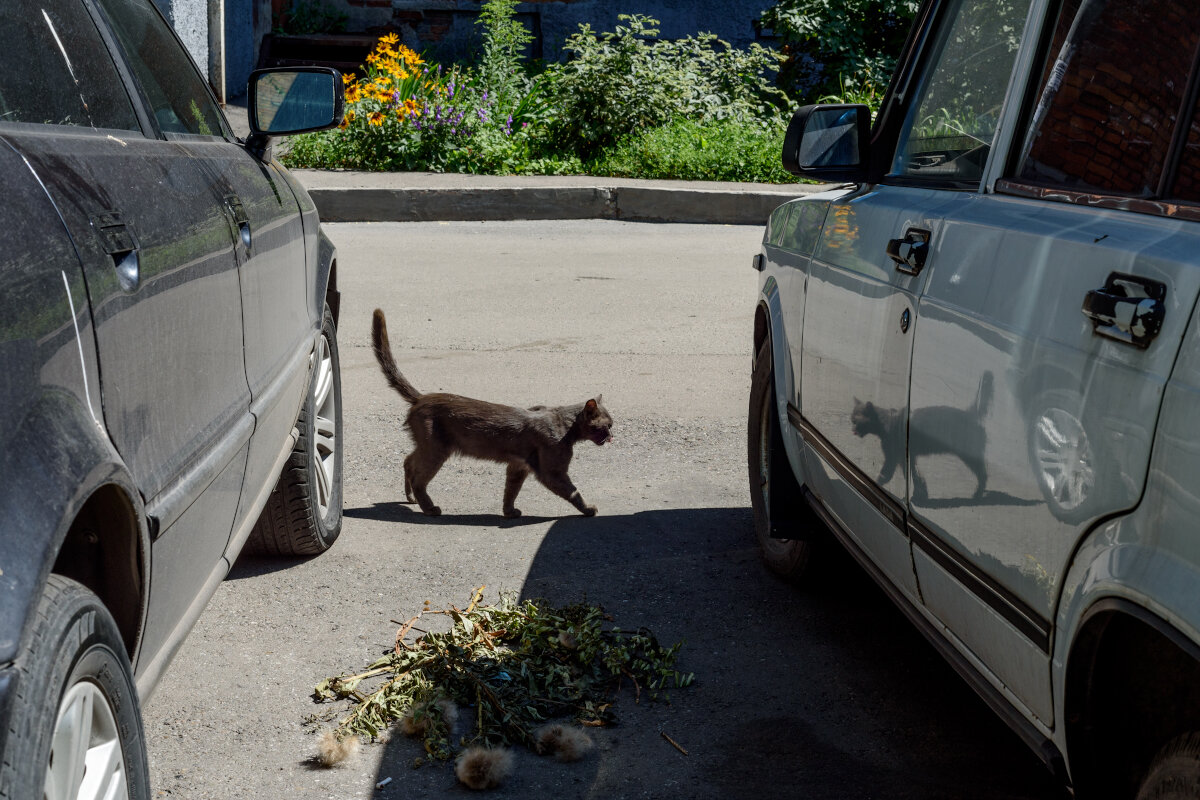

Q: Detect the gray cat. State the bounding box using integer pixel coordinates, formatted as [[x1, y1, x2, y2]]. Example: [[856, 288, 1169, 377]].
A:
[[372, 309, 613, 518]]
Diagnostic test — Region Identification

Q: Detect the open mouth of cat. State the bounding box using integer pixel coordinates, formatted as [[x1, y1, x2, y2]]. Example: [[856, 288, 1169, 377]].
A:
[[592, 431, 612, 445]]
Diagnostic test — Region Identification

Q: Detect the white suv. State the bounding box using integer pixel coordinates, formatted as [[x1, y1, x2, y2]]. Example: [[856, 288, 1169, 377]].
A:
[[751, 1, 1200, 797]]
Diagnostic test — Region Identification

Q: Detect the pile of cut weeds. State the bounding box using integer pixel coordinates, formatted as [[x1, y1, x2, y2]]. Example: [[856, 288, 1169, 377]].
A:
[[311, 587, 694, 761]]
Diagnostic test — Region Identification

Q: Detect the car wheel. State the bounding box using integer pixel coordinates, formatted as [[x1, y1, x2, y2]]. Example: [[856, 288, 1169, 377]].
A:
[[247, 303, 344, 555], [748, 337, 812, 580], [1028, 389, 1101, 524], [1137, 732, 1200, 799], [0, 575, 150, 800]]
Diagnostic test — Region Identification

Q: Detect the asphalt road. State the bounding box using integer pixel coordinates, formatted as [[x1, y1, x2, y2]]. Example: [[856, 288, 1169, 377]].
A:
[[142, 220, 1062, 799]]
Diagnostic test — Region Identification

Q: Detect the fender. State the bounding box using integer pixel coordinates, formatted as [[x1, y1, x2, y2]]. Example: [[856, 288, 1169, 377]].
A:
[[270, 163, 339, 325], [1052, 300, 1200, 773], [0, 390, 148, 666], [758, 255, 806, 490]]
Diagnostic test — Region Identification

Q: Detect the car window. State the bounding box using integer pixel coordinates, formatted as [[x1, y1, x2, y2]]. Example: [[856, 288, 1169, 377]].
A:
[[95, 0, 226, 138], [1174, 99, 1200, 202], [890, 0, 1033, 185], [1014, 0, 1200, 199], [0, 0, 139, 130]]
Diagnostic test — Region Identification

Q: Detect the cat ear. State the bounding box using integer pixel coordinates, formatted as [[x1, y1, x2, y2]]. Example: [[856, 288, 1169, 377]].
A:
[[595, 394, 603, 405], [585, 399, 598, 412]]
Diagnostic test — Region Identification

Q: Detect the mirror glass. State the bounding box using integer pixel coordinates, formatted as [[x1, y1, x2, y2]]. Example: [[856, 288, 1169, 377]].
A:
[[800, 107, 861, 168], [254, 70, 336, 134]]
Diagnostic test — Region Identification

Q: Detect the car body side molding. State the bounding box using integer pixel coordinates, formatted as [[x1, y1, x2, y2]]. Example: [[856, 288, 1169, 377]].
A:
[[789, 407, 1053, 654]]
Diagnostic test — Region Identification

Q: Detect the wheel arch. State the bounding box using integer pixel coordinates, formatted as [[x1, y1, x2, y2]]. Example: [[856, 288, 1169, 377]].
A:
[[0, 393, 149, 667], [317, 231, 340, 326], [1064, 597, 1200, 799]]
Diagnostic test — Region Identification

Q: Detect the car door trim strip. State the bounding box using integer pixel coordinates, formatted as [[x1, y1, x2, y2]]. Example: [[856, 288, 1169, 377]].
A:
[[789, 405, 1051, 655], [791, 406, 906, 531], [144, 413, 254, 540], [908, 517, 1051, 654]]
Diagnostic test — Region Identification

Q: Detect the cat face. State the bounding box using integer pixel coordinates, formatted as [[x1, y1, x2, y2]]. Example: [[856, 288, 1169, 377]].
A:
[[850, 397, 878, 438], [583, 397, 613, 445]]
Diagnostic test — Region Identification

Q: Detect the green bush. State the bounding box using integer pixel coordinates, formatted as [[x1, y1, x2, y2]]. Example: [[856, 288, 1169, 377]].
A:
[[591, 118, 799, 184], [476, 0, 533, 115], [762, 0, 918, 101], [545, 15, 784, 157]]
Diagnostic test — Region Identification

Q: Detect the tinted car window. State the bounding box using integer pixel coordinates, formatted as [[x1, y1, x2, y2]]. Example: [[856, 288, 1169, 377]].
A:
[[95, 0, 226, 138], [1015, 0, 1200, 198], [891, 0, 1031, 185], [0, 0, 139, 130]]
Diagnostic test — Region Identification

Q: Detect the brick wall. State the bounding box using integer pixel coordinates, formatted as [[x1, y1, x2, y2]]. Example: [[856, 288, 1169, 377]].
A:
[[1021, 0, 1199, 197]]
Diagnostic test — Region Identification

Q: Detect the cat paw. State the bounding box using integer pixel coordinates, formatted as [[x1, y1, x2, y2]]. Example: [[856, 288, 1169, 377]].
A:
[[503, 507, 522, 519], [423, 505, 442, 517], [581, 505, 597, 517]]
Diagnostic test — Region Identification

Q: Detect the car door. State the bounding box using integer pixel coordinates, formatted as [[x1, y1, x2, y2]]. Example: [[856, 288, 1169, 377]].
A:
[[0, 0, 251, 674], [797, 0, 1034, 602], [906, 0, 1200, 727], [93, 0, 316, 547]]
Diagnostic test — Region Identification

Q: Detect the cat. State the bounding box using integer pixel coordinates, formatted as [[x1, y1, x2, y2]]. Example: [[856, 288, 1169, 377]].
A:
[[851, 371, 993, 502], [371, 309, 613, 518]]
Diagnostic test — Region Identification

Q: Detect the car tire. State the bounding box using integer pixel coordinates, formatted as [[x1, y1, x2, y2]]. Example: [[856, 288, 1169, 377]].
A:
[[1137, 732, 1200, 799], [0, 575, 150, 800], [246, 303, 344, 556], [748, 337, 813, 580], [1027, 388, 1103, 525]]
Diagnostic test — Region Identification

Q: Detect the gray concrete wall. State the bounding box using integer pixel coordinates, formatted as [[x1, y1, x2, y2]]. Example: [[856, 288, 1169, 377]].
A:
[[153, 0, 270, 102], [153, 0, 210, 72]]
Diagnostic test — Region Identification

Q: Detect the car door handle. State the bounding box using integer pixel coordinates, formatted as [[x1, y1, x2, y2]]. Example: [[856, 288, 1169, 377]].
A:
[[1081, 272, 1166, 349], [886, 228, 931, 276], [224, 194, 252, 250], [91, 211, 140, 292]]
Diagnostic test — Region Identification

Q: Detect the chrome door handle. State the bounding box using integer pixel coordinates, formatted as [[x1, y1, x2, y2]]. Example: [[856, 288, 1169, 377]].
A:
[[886, 228, 931, 276], [1082, 272, 1166, 349]]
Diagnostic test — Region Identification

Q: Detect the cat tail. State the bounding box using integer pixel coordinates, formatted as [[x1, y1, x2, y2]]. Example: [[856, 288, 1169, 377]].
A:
[[973, 371, 994, 417], [371, 309, 423, 404]]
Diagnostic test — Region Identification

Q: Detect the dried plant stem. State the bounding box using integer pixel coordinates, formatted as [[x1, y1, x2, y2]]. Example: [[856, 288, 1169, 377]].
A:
[[661, 731, 689, 756]]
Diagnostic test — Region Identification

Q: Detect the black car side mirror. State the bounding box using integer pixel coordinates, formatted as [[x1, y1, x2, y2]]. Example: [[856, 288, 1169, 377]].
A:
[[781, 104, 871, 183], [246, 67, 346, 160]]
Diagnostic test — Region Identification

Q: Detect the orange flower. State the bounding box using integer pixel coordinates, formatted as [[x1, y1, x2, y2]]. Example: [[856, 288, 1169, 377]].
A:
[[368, 111, 384, 126]]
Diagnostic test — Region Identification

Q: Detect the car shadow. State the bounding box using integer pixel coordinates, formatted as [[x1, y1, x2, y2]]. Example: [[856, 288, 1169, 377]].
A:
[[362, 506, 1064, 799]]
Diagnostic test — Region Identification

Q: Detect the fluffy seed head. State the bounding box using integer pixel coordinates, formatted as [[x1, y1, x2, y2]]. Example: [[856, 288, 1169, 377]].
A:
[[534, 724, 594, 762], [401, 698, 459, 736], [316, 731, 359, 767], [455, 746, 514, 790]]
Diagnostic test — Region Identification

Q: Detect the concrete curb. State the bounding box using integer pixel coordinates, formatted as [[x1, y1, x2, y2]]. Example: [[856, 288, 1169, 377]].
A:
[[300, 178, 824, 225], [229, 96, 819, 225]]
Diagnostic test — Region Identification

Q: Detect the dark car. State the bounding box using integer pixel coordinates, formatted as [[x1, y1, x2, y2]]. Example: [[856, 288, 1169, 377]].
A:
[[0, 1, 346, 796]]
